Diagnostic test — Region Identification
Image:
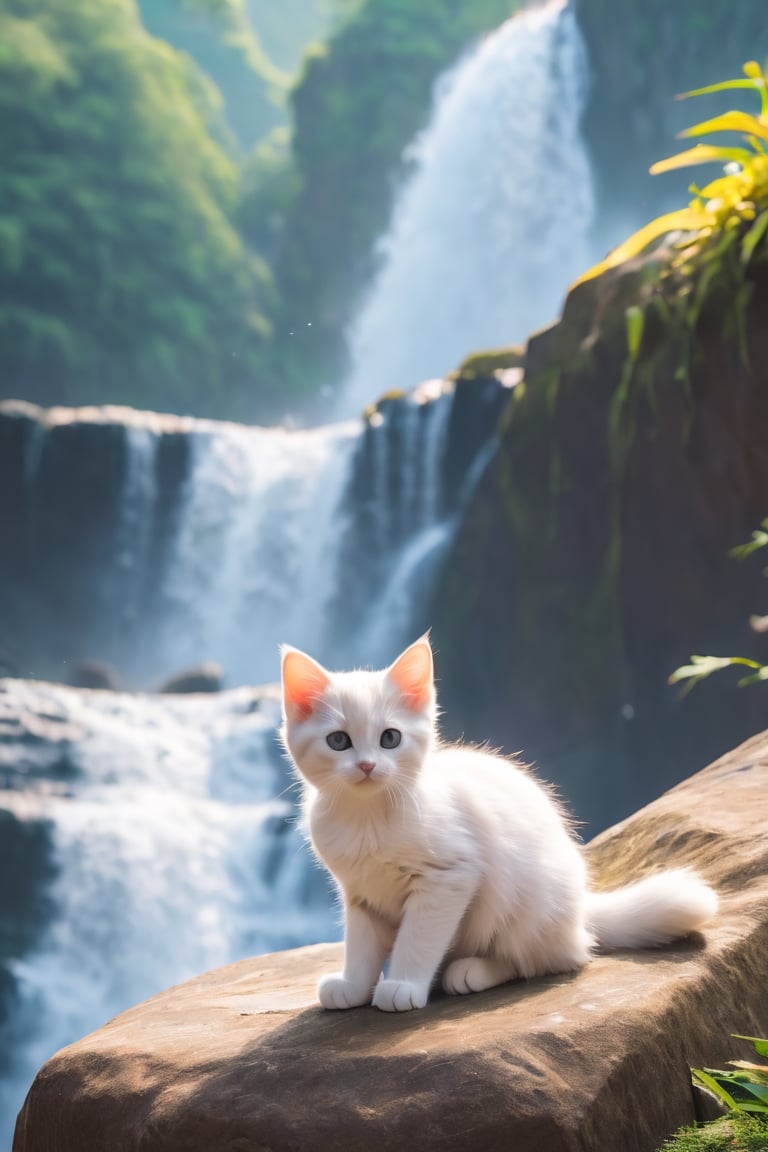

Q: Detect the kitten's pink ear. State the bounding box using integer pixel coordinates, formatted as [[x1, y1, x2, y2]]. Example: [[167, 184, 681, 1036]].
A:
[[281, 647, 331, 721], [386, 636, 434, 711]]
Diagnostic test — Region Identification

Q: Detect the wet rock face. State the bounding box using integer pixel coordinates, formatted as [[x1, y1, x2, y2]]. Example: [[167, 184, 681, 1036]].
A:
[[325, 377, 511, 654], [157, 662, 224, 694], [0, 401, 190, 685], [12, 730, 768, 1152], [0, 385, 508, 693], [0, 812, 54, 1043]]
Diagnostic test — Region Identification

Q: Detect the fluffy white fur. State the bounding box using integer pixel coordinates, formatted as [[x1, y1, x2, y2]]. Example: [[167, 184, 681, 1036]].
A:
[[280, 636, 718, 1013]]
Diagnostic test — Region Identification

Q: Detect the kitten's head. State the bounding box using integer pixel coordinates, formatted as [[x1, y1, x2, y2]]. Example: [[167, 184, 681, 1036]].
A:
[[280, 636, 436, 798]]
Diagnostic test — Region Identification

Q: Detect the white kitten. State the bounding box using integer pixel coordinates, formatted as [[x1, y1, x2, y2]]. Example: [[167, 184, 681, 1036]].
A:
[[280, 635, 718, 1013]]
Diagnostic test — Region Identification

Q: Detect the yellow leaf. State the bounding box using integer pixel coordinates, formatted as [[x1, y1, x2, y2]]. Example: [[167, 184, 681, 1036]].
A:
[[680, 78, 764, 101], [650, 145, 754, 175], [699, 174, 751, 202], [681, 112, 768, 144], [571, 207, 709, 288]]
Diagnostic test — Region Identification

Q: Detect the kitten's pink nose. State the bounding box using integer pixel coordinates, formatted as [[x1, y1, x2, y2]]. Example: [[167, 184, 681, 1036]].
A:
[[357, 761, 376, 777]]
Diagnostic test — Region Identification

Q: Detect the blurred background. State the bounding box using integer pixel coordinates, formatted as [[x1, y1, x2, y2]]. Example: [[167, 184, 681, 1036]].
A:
[[1, 0, 767, 1142]]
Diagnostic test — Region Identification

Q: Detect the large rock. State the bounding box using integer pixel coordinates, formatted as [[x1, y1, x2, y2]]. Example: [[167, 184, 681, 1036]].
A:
[[13, 730, 768, 1152]]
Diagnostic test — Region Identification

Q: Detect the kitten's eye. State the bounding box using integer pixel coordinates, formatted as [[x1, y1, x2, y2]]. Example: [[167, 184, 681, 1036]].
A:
[[326, 731, 352, 751], [380, 728, 401, 749]]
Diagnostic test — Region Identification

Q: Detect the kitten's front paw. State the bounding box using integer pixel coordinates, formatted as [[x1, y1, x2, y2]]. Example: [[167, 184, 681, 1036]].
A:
[[372, 979, 429, 1012], [317, 974, 372, 1010]]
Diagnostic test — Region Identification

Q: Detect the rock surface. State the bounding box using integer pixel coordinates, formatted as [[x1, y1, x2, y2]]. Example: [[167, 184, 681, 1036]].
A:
[[14, 730, 768, 1152], [156, 661, 225, 694]]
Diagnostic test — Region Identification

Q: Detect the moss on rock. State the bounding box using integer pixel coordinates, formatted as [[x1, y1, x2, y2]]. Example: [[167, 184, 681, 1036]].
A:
[[451, 344, 526, 381], [659, 1113, 768, 1152]]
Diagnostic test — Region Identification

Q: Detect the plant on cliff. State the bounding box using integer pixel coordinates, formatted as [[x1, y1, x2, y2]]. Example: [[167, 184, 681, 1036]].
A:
[[575, 59, 768, 287], [692, 1035, 768, 1119], [669, 521, 768, 693], [659, 1036, 768, 1151]]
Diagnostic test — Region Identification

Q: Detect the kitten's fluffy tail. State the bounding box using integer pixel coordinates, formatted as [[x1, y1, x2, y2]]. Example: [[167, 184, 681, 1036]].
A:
[[586, 868, 718, 949]]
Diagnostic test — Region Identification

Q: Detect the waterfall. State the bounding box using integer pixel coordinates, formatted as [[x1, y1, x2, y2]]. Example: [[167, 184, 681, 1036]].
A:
[[1, 378, 508, 691], [332, 383, 457, 666], [151, 418, 361, 685], [333, 377, 511, 666], [0, 380, 509, 1141], [112, 425, 158, 658], [341, 0, 595, 416], [0, 679, 335, 1146]]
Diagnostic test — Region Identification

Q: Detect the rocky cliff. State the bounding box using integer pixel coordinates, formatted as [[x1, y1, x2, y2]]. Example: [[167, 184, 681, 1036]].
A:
[[13, 730, 768, 1152], [434, 212, 768, 826], [0, 402, 191, 683]]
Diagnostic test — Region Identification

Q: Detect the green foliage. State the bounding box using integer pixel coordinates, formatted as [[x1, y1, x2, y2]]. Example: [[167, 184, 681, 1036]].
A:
[[659, 1038, 768, 1150], [238, 127, 300, 265], [577, 0, 768, 246], [731, 523, 768, 561], [576, 61, 768, 287], [670, 521, 768, 692], [244, 0, 350, 75], [669, 655, 768, 692], [693, 1036, 768, 1119], [452, 345, 525, 381], [659, 1112, 768, 1151], [625, 304, 645, 363], [0, 0, 276, 418], [137, 0, 288, 150]]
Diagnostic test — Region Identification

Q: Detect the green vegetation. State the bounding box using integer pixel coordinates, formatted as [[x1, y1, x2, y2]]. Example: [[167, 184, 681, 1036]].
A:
[[576, 0, 768, 242], [660, 1037, 768, 1151], [244, 0, 349, 75], [451, 345, 525, 381], [659, 1113, 768, 1151], [576, 60, 768, 287], [138, 0, 289, 151], [0, 0, 518, 416], [3, 0, 766, 419], [693, 1036, 768, 1119], [0, 0, 275, 418], [670, 522, 768, 692]]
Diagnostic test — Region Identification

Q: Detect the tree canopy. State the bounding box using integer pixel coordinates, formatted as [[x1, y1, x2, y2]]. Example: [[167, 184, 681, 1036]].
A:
[[0, 0, 274, 418]]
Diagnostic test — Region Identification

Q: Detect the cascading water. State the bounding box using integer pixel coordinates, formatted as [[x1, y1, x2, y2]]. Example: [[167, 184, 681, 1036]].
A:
[[1, 380, 508, 691], [0, 375, 509, 1142], [0, 680, 335, 1146], [150, 418, 361, 685], [341, 0, 595, 416]]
